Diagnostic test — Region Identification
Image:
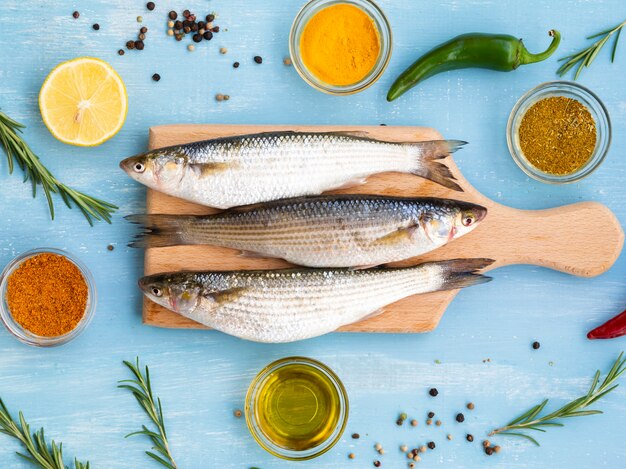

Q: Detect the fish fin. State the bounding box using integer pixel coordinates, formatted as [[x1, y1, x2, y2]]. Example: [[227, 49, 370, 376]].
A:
[[375, 225, 419, 245], [410, 140, 466, 192], [325, 130, 371, 139], [432, 258, 495, 291], [355, 307, 386, 323], [238, 250, 269, 259], [334, 177, 368, 190], [208, 287, 249, 305], [189, 162, 231, 177], [349, 264, 381, 271], [126, 214, 193, 248]]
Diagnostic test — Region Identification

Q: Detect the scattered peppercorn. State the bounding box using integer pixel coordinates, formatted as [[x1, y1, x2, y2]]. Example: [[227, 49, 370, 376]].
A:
[[429, 388, 438, 397], [220, 47, 227, 54], [413, 455, 421, 462], [126, 40, 136, 50], [191, 23, 199, 32], [206, 14, 215, 22], [456, 413, 465, 423], [408, 463, 415, 469], [351, 433, 360, 439], [419, 446, 427, 453], [400, 445, 408, 452], [152, 73, 161, 82], [374, 443, 382, 451], [407, 452, 415, 459], [138, 33, 146, 41], [533, 341, 541, 349], [396, 418, 404, 426], [167, 29, 174, 36], [183, 26, 191, 33], [426, 419, 432, 426], [233, 61, 240, 68], [140, 26, 148, 34], [410, 419, 417, 427], [146, 2, 155, 11], [212, 25, 220, 32], [203, 31, 213, 40], [377, 448, 385, 455], [92, 23, 100, 30], [175, 34, 183, 41], [373, 461, 381, 468], [174, 20, 183, 29], [254, 55, 263, 64], [135, 40, 144, 50], [466, 434, 474, 442], [447, 434, 453, 440], [192, 33, 202, 43], [187, 44, 195, 51], [137, 16, 143, 23], [485, 447, 494, 456], [427, 411, 435, 418], [215, 94, 224, 102], [494, 445, 501, 453], [436, 420, 442, 426], [427, 442, 436, 450], [168, 10, 177, 20], [118, 49, 125, 56], [348, 453, 355, 459], [482, 440, 490, 448], [183, 9, 191, 18], [467, 402, 475, 410], [233, 409, 242, 418], [72, 11, 80, 19], [283, 57, 292, 66], [107, 244, 115, 251]]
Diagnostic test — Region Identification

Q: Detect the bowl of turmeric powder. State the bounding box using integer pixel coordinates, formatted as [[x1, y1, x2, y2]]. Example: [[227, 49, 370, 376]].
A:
[[0, 248, 96, 347], [290, 0, 392, 95]]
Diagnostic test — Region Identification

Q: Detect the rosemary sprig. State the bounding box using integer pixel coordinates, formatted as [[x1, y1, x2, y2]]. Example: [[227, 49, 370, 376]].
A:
[[490, 352, 626, 445], [0, 110, 118, 225], [557, 20, 626, 79], [0, 398, 89, 469], [119, 358, 178, 469]]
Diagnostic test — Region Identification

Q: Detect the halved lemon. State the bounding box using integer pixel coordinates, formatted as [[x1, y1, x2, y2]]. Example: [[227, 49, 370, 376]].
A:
[[39, 57, 127, 147]]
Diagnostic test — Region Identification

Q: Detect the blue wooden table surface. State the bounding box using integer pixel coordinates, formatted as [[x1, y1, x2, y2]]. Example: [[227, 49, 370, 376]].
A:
[[1, 1, 626, 468]]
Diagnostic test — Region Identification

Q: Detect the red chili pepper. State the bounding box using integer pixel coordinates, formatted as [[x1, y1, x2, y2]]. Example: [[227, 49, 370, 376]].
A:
[[587, 309, 626, 339]]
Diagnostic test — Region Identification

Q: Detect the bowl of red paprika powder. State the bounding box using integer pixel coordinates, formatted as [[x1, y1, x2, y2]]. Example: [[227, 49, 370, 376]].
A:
[[0, 248, 96, 347]]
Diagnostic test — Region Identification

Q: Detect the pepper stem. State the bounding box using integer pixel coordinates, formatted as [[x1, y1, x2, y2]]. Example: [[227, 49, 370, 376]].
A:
[[519, 30, 561, 65]]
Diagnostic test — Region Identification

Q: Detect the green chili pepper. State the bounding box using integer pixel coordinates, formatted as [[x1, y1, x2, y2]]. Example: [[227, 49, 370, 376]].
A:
[[387, 30, 561, 102]]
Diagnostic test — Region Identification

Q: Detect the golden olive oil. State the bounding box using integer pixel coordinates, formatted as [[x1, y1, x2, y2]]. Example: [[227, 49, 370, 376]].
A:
[[254, 362, 343, 451]]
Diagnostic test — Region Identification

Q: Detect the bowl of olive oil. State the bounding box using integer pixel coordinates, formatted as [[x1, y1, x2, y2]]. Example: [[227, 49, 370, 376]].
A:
[[245, 356, 348, 460]]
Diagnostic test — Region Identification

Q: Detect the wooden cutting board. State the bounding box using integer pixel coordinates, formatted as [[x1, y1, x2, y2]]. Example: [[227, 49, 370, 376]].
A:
[[141, 124, 624, 333]]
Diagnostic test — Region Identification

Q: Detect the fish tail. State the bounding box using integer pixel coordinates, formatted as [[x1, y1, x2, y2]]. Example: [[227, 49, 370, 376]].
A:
[[126, 214, 191, 248], [411, 140, 466, 192], [435, 258, 494, 290]]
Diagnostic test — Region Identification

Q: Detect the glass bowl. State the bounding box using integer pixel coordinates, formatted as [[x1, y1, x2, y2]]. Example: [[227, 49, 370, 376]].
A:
[[289, 0, 392, 95], [0, 248, 96, 347], [245, 356, 349, 460], [507, 81, 611, 184]]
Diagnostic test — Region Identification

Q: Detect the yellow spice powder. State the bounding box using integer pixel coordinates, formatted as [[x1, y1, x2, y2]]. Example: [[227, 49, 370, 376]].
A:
[[300, 3, 381, 86], [518, 96, 597, 176]]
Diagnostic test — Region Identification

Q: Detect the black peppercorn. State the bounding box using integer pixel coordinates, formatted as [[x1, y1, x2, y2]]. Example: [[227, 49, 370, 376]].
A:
[[427, 442, 436, 450], [183, 26, 191, 34], [203, 31, 213, 41], [168, 10, 177, 20], [92, 23, 100, 30], [118, 49, 125, 56], [233, 61, 240, 68], [72, 11, 80, 19], [254, 55, 263, 64], [466, 434, 474, 442], [175, 34, 183, 41], [373, 461, 381, 468], [485, 447, 494, 456], [146, 2, 155, 11], [152, 73, 160, 82], [212, 25, 220, 33], [197, 21, 206, 29], [206, 14, 215, 22], [532, 341, 541, 350], [174, 20, 183, 29], [456, 413, 465, 423], [191, 23, 199, 32], [135, 40, 144, 50], [427, 411, 435, 418], [126, 40, 135, 50], [183, 9, 191, 18], [140, 26, 148, 34], [429, 388, 438, 397], [138, 33, 146, 41], [192, 34, 202, 43]]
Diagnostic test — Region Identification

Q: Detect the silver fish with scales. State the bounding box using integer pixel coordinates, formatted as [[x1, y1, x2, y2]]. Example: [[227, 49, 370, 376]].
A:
[[139, 258, 493, 343], [128, 195, 486, 268], [120, 131, 465, 208]]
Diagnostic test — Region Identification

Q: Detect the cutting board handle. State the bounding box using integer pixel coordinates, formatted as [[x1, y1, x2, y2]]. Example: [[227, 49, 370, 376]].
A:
[[487, 201, 624, 277]]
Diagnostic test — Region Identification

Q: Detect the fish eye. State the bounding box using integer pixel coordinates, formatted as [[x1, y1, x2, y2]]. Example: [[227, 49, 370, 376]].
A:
[[151, 287, 162, 297], [462, 213, 475, 226], [134, 162, 145, 173]]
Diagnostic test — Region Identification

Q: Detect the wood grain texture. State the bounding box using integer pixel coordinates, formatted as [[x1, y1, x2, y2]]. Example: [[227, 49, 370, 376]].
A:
[[142, 124, 624, 332]]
